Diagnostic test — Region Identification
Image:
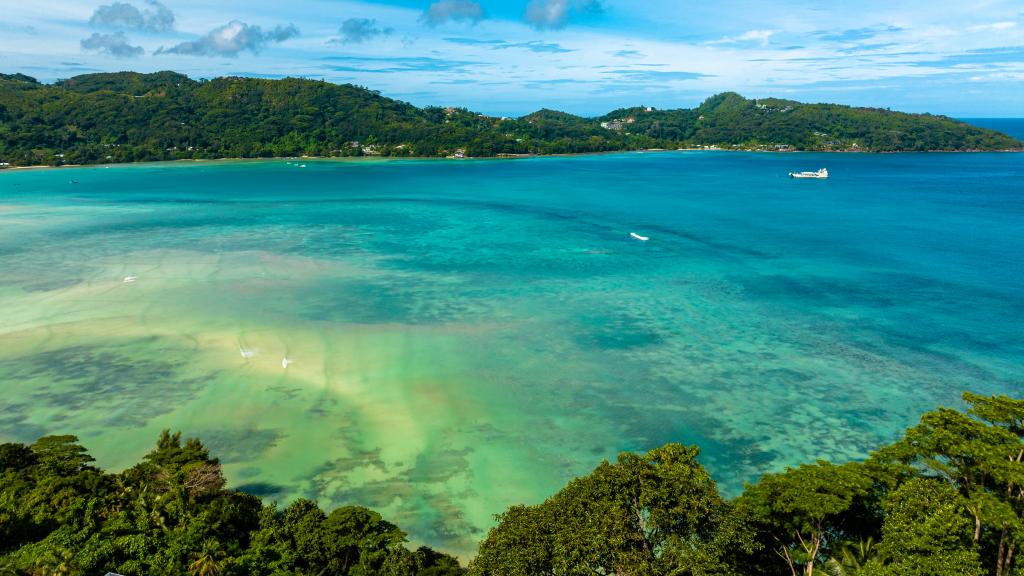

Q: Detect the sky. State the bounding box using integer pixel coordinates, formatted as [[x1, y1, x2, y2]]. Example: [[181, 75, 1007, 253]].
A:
[[1, 0, 1022, 117]]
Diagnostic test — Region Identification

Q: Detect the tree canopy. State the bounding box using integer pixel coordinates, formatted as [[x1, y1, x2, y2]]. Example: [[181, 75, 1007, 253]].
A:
[[473, 391, 1024, 576], [3, 392, 1023, 575], [0, 432, 462, 576], [0, 72, 1018, 167]]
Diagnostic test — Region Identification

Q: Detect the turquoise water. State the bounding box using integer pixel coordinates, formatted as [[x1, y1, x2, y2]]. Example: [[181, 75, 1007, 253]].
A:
[[1, 152, 1022, 555]]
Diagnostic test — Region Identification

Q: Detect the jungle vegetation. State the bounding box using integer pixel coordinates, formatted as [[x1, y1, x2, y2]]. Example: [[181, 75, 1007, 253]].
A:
[[2, 392, 1022, 575], [0, 71, 1019, 167]]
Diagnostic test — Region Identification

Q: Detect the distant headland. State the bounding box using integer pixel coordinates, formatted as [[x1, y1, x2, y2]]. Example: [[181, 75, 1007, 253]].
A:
[[0, 71, 1020, 167]]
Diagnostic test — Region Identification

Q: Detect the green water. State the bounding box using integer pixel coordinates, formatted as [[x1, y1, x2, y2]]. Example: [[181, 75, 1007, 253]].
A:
[[1, 153, 1022, 554]]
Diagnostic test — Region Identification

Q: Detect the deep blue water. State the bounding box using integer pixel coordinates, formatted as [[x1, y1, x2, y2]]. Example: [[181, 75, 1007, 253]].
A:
[[962, 118, 1024, 141]]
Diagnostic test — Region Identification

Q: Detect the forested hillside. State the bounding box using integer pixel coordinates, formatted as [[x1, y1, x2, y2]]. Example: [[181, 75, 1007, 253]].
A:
[[600, 92, 1021, 152], [0, 71, 1019, 167]]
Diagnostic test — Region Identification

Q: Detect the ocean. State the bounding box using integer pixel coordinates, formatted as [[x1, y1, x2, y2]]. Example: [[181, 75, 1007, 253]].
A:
[[962, 117, 1024, 141], [1, 151, 1022, 555]]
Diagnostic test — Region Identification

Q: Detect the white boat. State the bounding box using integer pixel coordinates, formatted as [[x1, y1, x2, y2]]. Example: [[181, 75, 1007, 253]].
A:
[[239, 347, 256, 359], [122, 276, 137, 284], [789, 168, 828, 179], [630, 232, 650, 242], [282, 357, 292, 369]]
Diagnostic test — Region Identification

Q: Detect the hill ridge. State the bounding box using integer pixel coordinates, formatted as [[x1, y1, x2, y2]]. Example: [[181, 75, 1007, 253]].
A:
[[0, 71, 1019, 166]]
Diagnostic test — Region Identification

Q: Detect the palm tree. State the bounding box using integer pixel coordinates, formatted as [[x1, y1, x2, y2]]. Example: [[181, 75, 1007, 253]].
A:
[[821, 537, 877, 576], [188, 539, 225, 576]]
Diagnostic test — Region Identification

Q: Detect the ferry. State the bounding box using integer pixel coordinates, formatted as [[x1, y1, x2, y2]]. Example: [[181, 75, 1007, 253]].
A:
[[789, 168, 828, 179]]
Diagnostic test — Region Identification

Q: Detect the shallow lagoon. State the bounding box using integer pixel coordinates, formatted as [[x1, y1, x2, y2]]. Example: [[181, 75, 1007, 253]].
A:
[[1, 152, 1022, 554]]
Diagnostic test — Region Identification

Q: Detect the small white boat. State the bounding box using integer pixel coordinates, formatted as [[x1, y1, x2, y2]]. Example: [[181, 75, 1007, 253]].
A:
[[789, 168, 828, 179], [122, 276, 137, 284], [630, 232, 650, 242], [239, 347, 256, 359], [298, 164, 306, 168], [282, 357, 292, 369]]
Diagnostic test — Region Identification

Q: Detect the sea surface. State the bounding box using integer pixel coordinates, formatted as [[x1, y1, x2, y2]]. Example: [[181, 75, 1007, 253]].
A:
[[962, 117, 1024, 141], [1, 152, 1022, 555]]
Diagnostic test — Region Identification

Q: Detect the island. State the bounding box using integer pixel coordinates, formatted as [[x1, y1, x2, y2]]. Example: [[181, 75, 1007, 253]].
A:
[[0, 71, 1020, 167]]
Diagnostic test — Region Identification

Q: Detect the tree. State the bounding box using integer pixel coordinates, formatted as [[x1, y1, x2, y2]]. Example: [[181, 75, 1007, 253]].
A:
[[1, 71, 1018, 168], [0, 430, 463, 576], [323, 506, 407, 575], [864, 478, 983, 576], [473, 444, 724, 576], [0, 443, 37, 472], [412, 545, 463, 576], [659, 503, 758, 576], [821, 537, 877, 576], [189, 538, 226, 576], [471, 505, 554, 576], [875, 395, 1024, 576], [965, 393, 1024, 576], [736, 461, 873, 576], [30, 435, 95, 476], [9, 395, 1024, 576], [281, 498, 330, 572]]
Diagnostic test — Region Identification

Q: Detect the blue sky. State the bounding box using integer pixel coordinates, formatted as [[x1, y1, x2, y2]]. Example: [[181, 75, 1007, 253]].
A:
[[2, 0, 1022, 116]]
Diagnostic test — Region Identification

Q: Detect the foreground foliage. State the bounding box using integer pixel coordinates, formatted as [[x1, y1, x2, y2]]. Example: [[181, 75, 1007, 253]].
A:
[[0, 431, 462, 576], [471, 392, 1024, 576], [0, 71, 1019, 167], [2, 392, 1021, 575]]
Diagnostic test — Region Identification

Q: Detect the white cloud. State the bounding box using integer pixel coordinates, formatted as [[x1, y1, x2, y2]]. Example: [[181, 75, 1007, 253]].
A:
[[967, 21, 1017, 32], [3, 0, 1024, 116], [524, 0, 602, 30], [709, 29, 778, 46], [736, 29, 778, 43], [156, 20, 298, 57], [89, 0, 174, 32], [331, 18, 393, 45], [969, 71, 1024, 81], [80, 31, 144, 57]]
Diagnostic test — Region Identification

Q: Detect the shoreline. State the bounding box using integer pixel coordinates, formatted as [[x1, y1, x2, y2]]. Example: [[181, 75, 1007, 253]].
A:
[[1, 146, 1021, 173]]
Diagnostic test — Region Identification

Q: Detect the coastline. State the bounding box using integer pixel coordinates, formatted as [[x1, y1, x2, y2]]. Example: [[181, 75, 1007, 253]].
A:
[[2, 146, 1021, 173]]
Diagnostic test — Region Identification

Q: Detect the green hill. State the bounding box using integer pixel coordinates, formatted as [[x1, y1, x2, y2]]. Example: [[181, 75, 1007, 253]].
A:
[[55, 71, 197, 95], [0, 71, 1019, 166], [600, 91, 1023, 151]]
